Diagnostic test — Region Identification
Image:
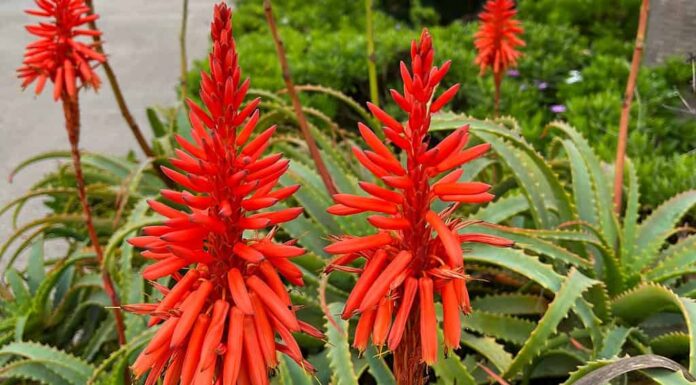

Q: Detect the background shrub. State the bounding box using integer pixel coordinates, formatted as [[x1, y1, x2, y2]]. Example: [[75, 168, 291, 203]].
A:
[[186, 0, 695, 208]]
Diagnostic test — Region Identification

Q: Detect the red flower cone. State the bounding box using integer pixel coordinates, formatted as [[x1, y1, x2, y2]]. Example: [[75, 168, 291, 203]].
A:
[[474, 0, 524, 114], [126, 4, 320, 385], [324, 29, 513, 382], [17, 0, 104, 100]]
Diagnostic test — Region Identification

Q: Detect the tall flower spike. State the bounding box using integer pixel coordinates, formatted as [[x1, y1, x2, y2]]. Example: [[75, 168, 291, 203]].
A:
[[324, 29, 513, 382], [474, 0, 524, 114], [18, 0, 128, 347], [126, 4, 320, 385], [18, 0, 105, 100]]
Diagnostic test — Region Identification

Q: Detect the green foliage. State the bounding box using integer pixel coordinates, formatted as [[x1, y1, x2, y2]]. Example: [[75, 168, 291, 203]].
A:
[[519, 0, 641, 43], [0, 150, 164, 265], [2, 91, 695, 384], [187, 0, 695, 207], [428, 114, 696, 382], [232, 91, 696, 382], [0, 341, 95, 385]]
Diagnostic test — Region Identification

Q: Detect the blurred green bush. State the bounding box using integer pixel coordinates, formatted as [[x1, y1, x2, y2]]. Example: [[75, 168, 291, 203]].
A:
[[186, 0, 695, 208]]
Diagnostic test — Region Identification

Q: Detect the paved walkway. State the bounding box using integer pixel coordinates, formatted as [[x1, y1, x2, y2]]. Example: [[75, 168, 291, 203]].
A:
[[645, 0, 696, 65], [0, 0, 217, 266]]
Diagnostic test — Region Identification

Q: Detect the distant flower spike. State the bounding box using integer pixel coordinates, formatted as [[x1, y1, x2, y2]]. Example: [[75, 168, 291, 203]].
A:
[[474, 0, 524, 113], [474, 0, 524, 76], [18, 0, 128, 346], [17, 0, 105, 100], [324, 29, 513, 380], [126, 4, 320, 385]]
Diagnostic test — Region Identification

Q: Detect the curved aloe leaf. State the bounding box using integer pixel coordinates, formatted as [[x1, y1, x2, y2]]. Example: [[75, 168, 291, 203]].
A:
[[9, 151, 71, 180], [290, 84, 374, 126], [462, 311, 535, 345], [364, 345, 396, 385], [559, 139, 598, 227], [502, 269, 596, 378], [432, 330, 476, 385], [564, 355, 694, 385], [478, 132, 556, 228], [0, 359, 72, 385], [279, 159, 340, 235], [651, 332, 690, 358], [324, 302, 359, 385], [0, 341, 94, 383], [276, 354, 314, 385], [647, 236, 696, 282], [549, 121, 619, 245], [611, 284, 696, 371], [471, 293, 548, 315], [621, 160, 640, 261], [461, 331, 512, 372], [465, 224, 592, 268], [473, 194, 529, 224], [597, 326, 633, 359], [630, 190, 696, 272], [0, 215, 111, 264], [467, 243, 564, 290]]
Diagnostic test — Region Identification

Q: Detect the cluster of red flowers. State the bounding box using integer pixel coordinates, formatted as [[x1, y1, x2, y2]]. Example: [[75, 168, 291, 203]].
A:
[[324, 29, 513, 364], [474, 0, 525, 78], [17, 0, 104, 100], [18, 0, 517, 381], [126, 4, 320, 385]]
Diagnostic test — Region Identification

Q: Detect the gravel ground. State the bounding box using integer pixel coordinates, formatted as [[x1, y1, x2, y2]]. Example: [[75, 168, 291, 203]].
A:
[[0, 0, 218, 269]]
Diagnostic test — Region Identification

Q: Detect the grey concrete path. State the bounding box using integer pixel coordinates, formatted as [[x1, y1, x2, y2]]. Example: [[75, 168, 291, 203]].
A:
[[0, 0, 218, 266]]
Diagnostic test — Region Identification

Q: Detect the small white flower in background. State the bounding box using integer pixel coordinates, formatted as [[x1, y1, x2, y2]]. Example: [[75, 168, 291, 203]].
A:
[[566, 70, 582, 84]]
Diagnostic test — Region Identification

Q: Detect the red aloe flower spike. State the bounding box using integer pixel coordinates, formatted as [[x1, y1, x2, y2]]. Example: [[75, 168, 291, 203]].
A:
[[474, 0, 525, 115], [323, 29, 513, 384], [18, 0, 104, 99], [18, 0, 128, 350], [125, 3, 320, 384]]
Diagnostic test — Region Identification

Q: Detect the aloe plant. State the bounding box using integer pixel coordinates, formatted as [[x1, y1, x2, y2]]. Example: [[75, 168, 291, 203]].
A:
[[248, 103, 696, 382], [1, 79, 695, 384]]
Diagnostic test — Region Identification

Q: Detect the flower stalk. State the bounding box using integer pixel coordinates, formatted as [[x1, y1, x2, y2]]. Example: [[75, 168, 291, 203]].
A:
[[613, 0, 650, 213], [18, 0, 127, 348], [180, 0, 189, 101], [393, 306, 424, 384], [62, 93, 128, 347], [262, 0, 339, 196], [365, 0, 380, 107]]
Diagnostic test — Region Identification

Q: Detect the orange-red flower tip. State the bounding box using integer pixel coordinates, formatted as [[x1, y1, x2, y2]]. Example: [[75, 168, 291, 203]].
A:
[[474, 0, 525, 78], [324, 28, 512, 366], [18, 0, 105, 100], [126, 3, 317, 384]]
